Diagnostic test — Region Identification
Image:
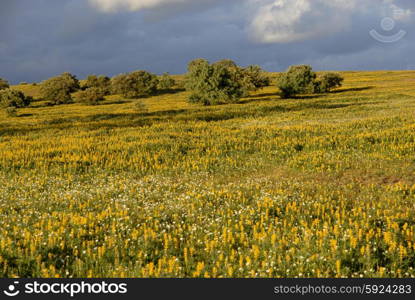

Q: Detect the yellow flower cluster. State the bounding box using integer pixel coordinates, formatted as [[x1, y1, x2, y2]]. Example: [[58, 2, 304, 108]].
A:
[[0, 71, 414, 278]]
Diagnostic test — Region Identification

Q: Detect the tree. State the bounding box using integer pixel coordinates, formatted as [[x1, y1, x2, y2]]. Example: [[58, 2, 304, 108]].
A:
[[5, 107, 17, 117], [277, 65, 317, 98], [241, 65, 270, 92], [213, 60, 269, 94], [40, 72, 80, 104], [158, 73, 176, 91], [76, 87, 105, 105], [0, 89, 32, 108], [213, 59, 239, 70], [0, 78, 9, 90], [111, 70, 159, 98], [185, 59, 245, 105], [317, 72, 344, 92], [84, 75, 111, 95]]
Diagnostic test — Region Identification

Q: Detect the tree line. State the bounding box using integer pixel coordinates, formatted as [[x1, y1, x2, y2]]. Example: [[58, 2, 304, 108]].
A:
[[0, 60, 343, 116]]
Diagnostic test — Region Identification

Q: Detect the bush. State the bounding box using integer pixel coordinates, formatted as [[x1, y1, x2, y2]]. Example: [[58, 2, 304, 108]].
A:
[[0, 78, 9, 90], [76, 87, 106, 105], [84, 75, 111, 95], [111, 70, 159, 98], [241, 65, 270, 91], [0, 88, 32, 108], [213, 59, 239, 70], [158, 73, 176, 91], [278, 66, 345, 97], [211, 60, 269, 94], [185, 59, 245, 105], [317, 72, 344, 92], [40, 72, 80, 105], [5, 107, 17, 117], [277, 65, 317, 98]]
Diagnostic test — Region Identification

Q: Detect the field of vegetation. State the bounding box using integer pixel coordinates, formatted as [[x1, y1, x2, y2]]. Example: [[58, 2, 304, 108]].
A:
[[0, 70, 415, 278]]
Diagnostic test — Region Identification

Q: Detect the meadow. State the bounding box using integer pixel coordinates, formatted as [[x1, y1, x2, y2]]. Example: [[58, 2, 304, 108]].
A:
[[0, 71, 414, 278]]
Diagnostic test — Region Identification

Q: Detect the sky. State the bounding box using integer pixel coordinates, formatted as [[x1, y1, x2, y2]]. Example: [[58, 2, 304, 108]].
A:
[[0, 0, 414, 84]]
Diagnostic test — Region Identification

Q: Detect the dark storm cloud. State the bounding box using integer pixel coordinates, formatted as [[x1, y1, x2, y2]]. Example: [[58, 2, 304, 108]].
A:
[[0, 0, 414, 84]]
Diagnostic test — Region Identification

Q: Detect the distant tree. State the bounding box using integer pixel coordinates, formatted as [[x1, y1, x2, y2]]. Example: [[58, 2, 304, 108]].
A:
[[84, 75, 111, 95], [277, 65, 317, 98], [185, 58, 245, 105], [40, 72, 80, 104], [5, 107, 17, 117], [0, 88, 32, 108], [241, 65, 270, 92], [213, 60, 269, 94], [317, 72, 344, 93], [111, 70, 159, 98], [158, 73, 176, 91], [213, 59, 239, 70], [76, 87, 106, 105], [0, 78, 9, 90], [188, 58, 210, 71]]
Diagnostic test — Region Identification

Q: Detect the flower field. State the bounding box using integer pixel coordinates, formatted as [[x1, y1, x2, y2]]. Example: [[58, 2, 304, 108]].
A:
[[0, 71, 414, 278]]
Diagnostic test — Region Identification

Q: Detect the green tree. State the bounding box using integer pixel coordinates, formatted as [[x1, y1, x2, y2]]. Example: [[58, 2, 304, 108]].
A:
[[40, 72, 80, 104], [0, 89, 32, 108], [84, 75, 111, 95], [0, 78, 9, 90], [5, 107, 17, 117], [76, 87, 106, 105], [185, 59, 245, 105], [158, 73, 176, 91], [111, 70, 159, 98], [317, 72, 344, 92], [277, 65, 317, 98], [213, 60, 269, 94], [213, 59, 239, 70], [241, 65, 270, 92]]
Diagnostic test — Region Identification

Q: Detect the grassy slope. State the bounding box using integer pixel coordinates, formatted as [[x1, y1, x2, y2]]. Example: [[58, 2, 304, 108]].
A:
[[0, 71, 414, 278]]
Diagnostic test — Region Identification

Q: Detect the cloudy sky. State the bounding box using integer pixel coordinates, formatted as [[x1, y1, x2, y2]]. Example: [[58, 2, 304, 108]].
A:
[[1, 0, 414, 83]]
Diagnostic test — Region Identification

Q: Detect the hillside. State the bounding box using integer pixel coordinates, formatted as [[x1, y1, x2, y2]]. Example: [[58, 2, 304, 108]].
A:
[[0, 71, 415, 277]]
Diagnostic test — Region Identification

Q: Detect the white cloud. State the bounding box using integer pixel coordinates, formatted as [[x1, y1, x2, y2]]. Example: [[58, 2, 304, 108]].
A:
[[248, 0, 412, 43], [89, 0, 190, 12], [248, 0, 361, 43], [88, 0, 413, 44]]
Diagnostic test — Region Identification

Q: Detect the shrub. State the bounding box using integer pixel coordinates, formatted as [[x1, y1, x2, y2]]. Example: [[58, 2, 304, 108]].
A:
[[277, 65, 317, 98], [84, 75, 111, 95], [214, 59, 252, 96], [76, 87, 106, 105], [111, 70, 159, 98], [318, 72, 344, 92], [241, 65, 270, 91], [158, 73, 176, 91], [212, 60, 269, 94], [40, 72, 80, 105], [185, 59, 245, 105], [0, 78, 9, 90], [213, 59, 239, 70], [0, 88, 32, 108], [5, 107, 17, 117]]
